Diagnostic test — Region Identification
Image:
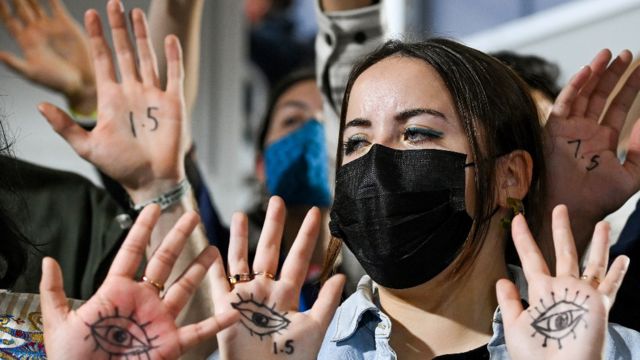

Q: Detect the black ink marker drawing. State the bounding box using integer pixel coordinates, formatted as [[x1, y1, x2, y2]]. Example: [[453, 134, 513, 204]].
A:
[[85, 307, 158, 359], [232, 293, 291, 340], [529, 288, 589, 349]]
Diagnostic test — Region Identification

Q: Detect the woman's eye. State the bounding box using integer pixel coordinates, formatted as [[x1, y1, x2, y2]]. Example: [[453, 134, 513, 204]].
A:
[[282, 116, 303, 128], [343, 135, 369, 155], [403, 127, 443, 143]]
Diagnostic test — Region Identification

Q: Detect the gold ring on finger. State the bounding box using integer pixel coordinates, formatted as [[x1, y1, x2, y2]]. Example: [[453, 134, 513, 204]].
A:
[[253, 271, 276, 280], [228, 273, 253, 285], [142, 276, 165, 293]]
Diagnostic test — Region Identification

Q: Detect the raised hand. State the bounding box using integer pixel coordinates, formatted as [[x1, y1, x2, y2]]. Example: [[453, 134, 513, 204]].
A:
[[497, 205, 629, 360], [0, 0, 96, 114], [40, 205, 240, 360], [213, 196, 345, 359], [544, 49, 640, 253], [38, 0, 189, 202]]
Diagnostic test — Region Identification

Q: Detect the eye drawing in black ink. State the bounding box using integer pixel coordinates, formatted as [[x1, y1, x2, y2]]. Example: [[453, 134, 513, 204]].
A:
[[85, 307, 158, 359], [231, 293, 291, 340], [529, 288, 589, 349]]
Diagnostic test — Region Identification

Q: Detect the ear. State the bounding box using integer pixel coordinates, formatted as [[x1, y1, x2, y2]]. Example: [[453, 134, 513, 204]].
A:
[[496, 150, 533, 208], [255, 154, 265, 183]]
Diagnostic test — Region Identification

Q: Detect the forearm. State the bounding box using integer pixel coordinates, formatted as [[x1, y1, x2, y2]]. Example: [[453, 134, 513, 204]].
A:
[[148, 0, 204, 116]]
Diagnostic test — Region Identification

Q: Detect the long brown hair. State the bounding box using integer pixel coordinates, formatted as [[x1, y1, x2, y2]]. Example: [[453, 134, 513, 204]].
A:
[[321, 38, 546, 283]]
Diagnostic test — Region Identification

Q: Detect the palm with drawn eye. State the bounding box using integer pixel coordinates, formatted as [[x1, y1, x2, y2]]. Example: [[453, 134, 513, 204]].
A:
[[211, 196, 346, 360], [496, 205, 630, 360], [41, 205, 239, 360], [544, 50, 640, 225], [0, 0, 96, 113], [38, 0, 189, 201]]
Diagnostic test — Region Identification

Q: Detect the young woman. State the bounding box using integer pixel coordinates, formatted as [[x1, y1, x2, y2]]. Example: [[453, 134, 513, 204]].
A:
[[210, 38, 639, 360]]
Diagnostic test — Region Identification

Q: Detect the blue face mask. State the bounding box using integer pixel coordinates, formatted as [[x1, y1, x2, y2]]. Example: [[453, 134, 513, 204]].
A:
[[263, 119, 332, 207]]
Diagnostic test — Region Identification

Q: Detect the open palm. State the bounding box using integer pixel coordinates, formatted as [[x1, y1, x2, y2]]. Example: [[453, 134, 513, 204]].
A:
[[497, 206, 629, 360], [0, 0, 95, 112], [38, 0, 189, 198], [212, 197, 345, 359], [545, 50, 640, 224], [41, 205, 239, 360]]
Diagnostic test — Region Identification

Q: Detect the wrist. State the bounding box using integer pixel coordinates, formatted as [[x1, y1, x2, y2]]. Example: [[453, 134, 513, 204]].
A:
[[126, 176, 187, 205]]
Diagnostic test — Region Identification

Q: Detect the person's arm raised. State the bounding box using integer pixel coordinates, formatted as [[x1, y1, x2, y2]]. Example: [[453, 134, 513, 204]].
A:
[[0, 0, 96, 115], [38, 0, 216, 357]]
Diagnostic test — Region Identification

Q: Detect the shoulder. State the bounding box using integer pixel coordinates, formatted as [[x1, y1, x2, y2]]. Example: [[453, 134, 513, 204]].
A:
[[605, 322, 640, 359]]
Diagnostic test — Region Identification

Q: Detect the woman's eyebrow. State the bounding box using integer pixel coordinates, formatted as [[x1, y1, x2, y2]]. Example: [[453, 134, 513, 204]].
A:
[[395, 108, 448, 122], [275, 100, 310, 112], [345, 118, 371, 129]]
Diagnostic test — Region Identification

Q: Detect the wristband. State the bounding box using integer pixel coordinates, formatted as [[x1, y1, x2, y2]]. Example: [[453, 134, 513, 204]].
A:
[[130, 179, 191, 212]]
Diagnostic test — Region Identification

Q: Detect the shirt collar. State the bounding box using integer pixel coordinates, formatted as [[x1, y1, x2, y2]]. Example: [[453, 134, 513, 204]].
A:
[[330, 275, 380, 342]]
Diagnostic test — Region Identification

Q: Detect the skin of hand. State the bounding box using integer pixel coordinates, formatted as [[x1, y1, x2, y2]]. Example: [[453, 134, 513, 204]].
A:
[[0, 0, 96, 115], [37, 0, 188, 201], [213, 196, 346, 360], [496, 205, 630, 360], [40, 205, 240, 360], [542, 49, 640, 266]]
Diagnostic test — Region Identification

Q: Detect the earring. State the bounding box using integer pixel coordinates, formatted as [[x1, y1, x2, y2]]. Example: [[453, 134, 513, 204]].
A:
[[500, 197, 525, 229]]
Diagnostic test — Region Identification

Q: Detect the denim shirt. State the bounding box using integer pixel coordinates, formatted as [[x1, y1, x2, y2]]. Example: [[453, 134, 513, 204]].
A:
[[318, 267, 640, 359]]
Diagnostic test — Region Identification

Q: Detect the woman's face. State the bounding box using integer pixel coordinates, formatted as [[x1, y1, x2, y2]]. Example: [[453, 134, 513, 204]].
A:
[[264, 79, 323, 147], [343, 56, 471, 163], [343, 56, 476, 212]]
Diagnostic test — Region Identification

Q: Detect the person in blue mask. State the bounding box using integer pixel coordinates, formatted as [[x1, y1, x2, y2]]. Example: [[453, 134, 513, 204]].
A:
[[241, 68, 332, 311]]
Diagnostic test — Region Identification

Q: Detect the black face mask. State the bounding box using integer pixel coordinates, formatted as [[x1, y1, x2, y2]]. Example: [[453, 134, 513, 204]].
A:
[[329, 144, 473, 289]]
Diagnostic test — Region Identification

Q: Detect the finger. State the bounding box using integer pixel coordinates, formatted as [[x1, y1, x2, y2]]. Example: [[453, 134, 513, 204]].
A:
[[495, 279, 523, 329], [177, 310, 240, 353], [551, 66, 592, 119], [585, 50, 633, 122], [511, 214, 550, 278], [552, 205, 580, 278], [38, 103, 91, 159], [47, 0, 68, 16], [163, 246, 217, 318], [165, 34, 184, 94], [280, 207, 321, 292], [131, 8, 159, 88], [598, 255, 630, 305], [0, 0, 24, 36], [227, 212, 250, 275], [569, 49, 613, 118], [602, 63, 640, 133], [84, 9, 117, 84], [252, 196, 286, 276], [39, 257, 70, 325], [144, 211, 200, 288], [108, 205, 161, 278], [12, 0, 35, 24], [209, 246, 232, 302], [309, 274, 345, 330], [582, 221, 610, 283], [106, 0, 139, 83], [27, 0, 46, 19], [0, 51, 29, 76]]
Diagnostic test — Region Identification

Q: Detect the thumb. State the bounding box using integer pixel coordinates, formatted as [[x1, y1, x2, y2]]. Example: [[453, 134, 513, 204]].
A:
[[39, 257, 70, 326], [38, 102, 91, 159], [496, 278, 524, 329], [0, 51, 30, 76]]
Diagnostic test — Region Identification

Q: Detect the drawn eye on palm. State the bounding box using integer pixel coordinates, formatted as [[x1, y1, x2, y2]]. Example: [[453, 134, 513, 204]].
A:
[[231, 293, 291, 340], [529, 288, 589, 349]]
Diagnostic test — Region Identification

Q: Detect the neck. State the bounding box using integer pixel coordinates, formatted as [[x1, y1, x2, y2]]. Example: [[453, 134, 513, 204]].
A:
[[378, 217, 508, 359]]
